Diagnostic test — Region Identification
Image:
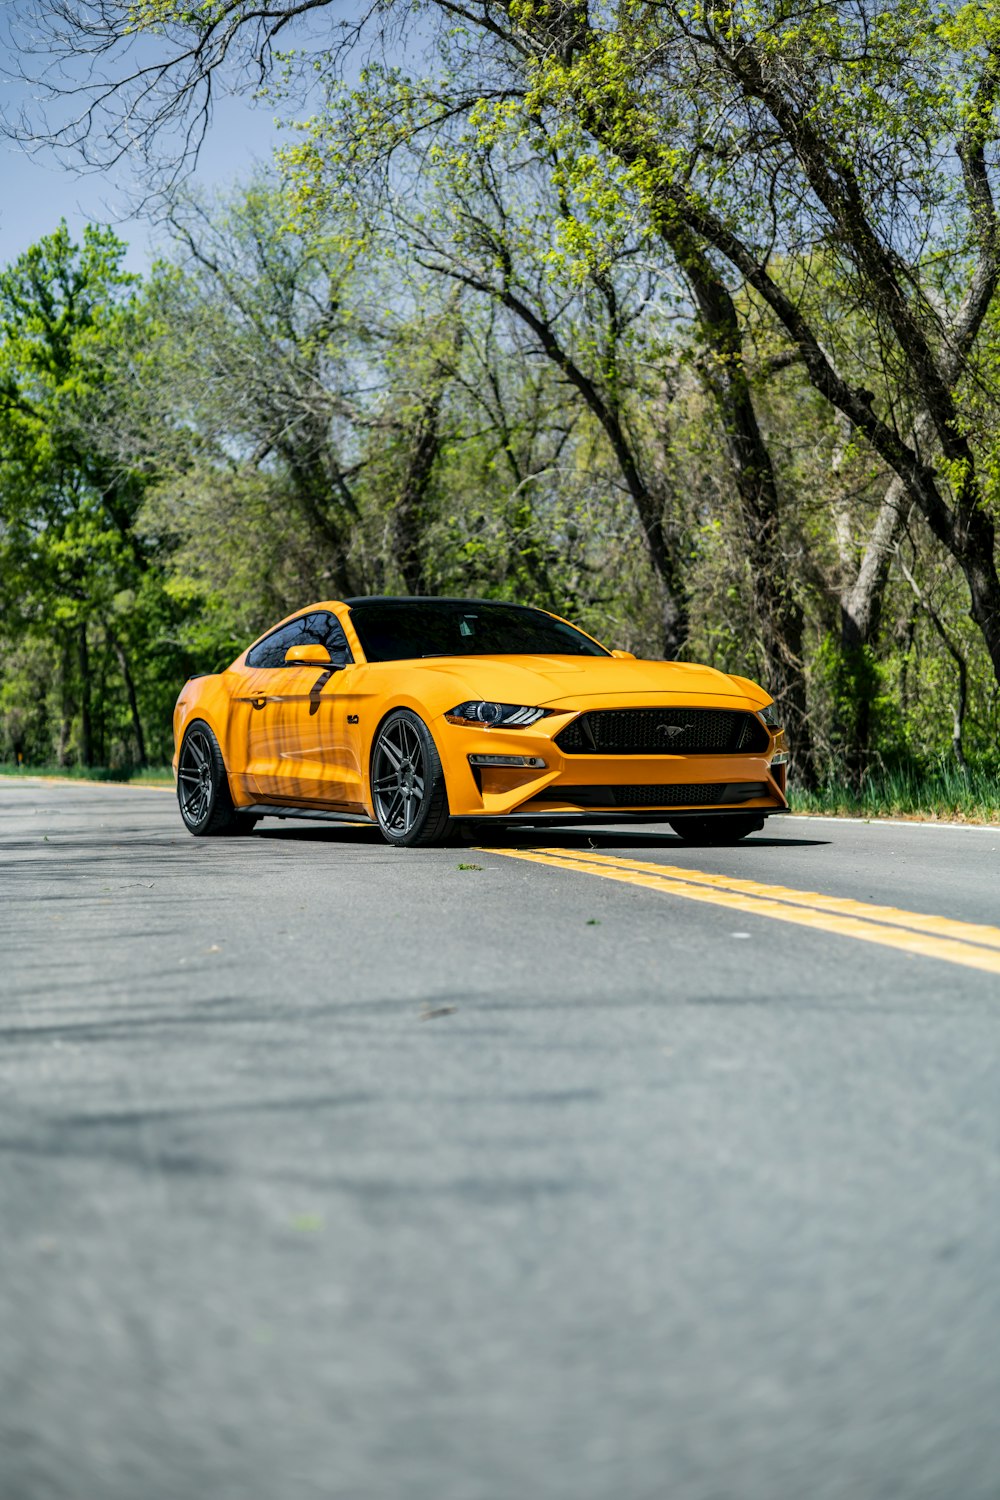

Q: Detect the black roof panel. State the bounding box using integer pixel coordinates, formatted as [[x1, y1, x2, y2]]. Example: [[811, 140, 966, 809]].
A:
[[342, 596, 542, 609]]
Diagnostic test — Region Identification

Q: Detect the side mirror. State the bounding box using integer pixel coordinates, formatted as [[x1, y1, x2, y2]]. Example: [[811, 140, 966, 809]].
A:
[[285, 643, 332, 666], [610, 649, 636, 660]]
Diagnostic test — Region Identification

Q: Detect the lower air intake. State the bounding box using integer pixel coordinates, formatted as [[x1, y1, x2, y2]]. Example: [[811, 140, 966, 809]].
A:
[[525, 782, 770, 809]]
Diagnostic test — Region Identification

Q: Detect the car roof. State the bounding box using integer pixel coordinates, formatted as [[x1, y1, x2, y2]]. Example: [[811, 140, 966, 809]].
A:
[[342, 596, 543, 610]]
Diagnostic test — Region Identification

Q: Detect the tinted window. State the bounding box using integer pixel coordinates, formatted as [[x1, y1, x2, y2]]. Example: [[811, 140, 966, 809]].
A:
[[246, 612, 352, 669], [348, 601, 609, 662]]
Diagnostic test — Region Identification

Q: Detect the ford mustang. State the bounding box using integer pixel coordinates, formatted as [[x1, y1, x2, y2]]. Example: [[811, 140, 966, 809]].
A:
[[172, 597, 790, 846]]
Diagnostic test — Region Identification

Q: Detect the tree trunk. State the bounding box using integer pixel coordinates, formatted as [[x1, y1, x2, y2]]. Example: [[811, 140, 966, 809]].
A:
[[840, 479, 910, 652], [961, 519, 1000, 682], [108, 626, 147, 767], [836, 474, 909, 780], [394, 392, 442, 596], [280, 444, 361, 597], [58, 637, 73, 767], [77, 623, 92, 767]]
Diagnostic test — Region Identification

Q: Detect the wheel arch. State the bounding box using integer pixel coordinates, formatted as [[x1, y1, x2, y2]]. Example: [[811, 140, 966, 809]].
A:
[[365, 701, 448, 800], [174, 667, 243, 783], [177, 709, 242, 806], [176, 716, 252, 836]]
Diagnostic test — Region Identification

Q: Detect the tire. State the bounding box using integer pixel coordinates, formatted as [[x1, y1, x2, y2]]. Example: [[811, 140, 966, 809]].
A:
[[177, 720, 251, 836], [370, 709, 453, 847], [669, 814, 764, 845]]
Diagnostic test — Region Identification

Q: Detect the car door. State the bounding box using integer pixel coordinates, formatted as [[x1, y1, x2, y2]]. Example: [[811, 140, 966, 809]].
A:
[[240, 612, 358, 805]]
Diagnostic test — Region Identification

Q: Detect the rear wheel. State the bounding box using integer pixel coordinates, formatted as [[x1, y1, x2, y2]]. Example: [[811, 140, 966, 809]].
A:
[[371, 709, 453, 847], [669, 814, 764, 845], [177, 721, 255, 836]]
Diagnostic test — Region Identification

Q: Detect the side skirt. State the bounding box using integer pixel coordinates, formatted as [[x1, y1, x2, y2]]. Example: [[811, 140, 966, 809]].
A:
[[242, 803, 377, 825]]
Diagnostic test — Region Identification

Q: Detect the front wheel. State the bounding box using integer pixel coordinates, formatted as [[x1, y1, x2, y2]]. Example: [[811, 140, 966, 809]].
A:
[[177, 720, 253, 836], [669, 814, 764, 845], [371, 709, 453, 847]]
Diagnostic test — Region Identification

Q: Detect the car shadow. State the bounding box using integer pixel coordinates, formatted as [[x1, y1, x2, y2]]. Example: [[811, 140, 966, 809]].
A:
[[252, 821, 830, 849], [254, 823, 385, 843], [462, 827, 830, 850]]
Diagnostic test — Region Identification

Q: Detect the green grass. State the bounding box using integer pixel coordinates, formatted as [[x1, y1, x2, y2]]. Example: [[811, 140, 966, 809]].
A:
[[0, 762, 174, 786], [794, 761, 1000, 823]]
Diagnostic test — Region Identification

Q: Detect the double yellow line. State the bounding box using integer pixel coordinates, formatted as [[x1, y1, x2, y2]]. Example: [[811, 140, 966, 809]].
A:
[[482, 846, 1000, 976]]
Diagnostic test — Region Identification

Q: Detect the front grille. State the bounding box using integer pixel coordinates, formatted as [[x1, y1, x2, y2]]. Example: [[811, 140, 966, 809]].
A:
[[525, 782, 770, 809], [555, 708, 768, 755]]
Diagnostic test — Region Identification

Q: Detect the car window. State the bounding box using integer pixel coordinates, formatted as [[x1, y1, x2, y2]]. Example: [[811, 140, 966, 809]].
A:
[[347, 601, 609, 661], [246, 612, 353, 669]]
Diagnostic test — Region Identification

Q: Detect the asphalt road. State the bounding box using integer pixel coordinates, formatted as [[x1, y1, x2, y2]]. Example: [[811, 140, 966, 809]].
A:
[[2, 778, 999, 1500]]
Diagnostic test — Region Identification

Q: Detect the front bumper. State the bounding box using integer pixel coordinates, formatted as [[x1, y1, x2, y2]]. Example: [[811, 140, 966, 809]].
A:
[[433, 709, 789, 820]]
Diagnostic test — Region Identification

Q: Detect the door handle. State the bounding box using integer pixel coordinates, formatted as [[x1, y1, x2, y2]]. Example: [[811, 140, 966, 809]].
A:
[[252, 695, 268, 710]]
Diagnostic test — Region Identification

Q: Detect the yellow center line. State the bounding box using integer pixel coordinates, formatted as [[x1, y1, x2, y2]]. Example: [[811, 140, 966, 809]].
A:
[[529, 848, 1000, 953], [480, 847, 1000, 977]]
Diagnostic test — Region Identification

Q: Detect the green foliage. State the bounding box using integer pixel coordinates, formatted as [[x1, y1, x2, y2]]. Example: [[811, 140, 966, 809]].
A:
[[810, 635, 904, 774], [127, 1, 244, 31], [8, 0, 1000, 799], [0, 223, 189, 766]]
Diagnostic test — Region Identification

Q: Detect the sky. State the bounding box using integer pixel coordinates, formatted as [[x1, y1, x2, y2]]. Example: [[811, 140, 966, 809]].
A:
[[1, 91, 289, 274], [0, 1, 438, 276], [0, 1, 357, 275]]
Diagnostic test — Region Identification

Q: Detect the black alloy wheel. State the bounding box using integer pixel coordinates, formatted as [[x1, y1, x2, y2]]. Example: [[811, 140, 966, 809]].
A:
[[371, 709, 453, 847], [668, 814, 765, 845], [177, 721, 257, 836]]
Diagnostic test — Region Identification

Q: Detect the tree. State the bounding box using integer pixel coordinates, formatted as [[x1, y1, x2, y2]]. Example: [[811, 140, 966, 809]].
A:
[[141, 177, 656, 637], [275, 46, 820, 766], [499, 1, 1000, 685], [0, 222, 162, 765], [153, 183, 373, 597], [376, 125, 692, 654], [15, 0, 1000, 778], [21, 1, 824, 765]]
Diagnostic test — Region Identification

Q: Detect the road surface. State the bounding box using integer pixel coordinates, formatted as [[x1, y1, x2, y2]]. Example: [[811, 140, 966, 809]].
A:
[[2, 778, 998, 1500]]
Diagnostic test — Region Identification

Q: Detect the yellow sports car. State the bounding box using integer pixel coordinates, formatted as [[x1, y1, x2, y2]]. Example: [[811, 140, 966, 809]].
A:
[[172, 597, 789, 846]]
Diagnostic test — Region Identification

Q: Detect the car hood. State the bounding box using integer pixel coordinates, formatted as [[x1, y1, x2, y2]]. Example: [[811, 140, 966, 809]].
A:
[[404, 655, 765, 710]]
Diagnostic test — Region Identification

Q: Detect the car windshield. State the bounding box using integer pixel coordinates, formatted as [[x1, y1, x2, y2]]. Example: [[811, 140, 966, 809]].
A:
[[347, 600, 610, 662]]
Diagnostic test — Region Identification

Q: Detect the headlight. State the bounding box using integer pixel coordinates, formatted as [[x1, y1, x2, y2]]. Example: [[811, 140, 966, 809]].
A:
[[757, 701, 781, 729], [445, 701, 549, 727]]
